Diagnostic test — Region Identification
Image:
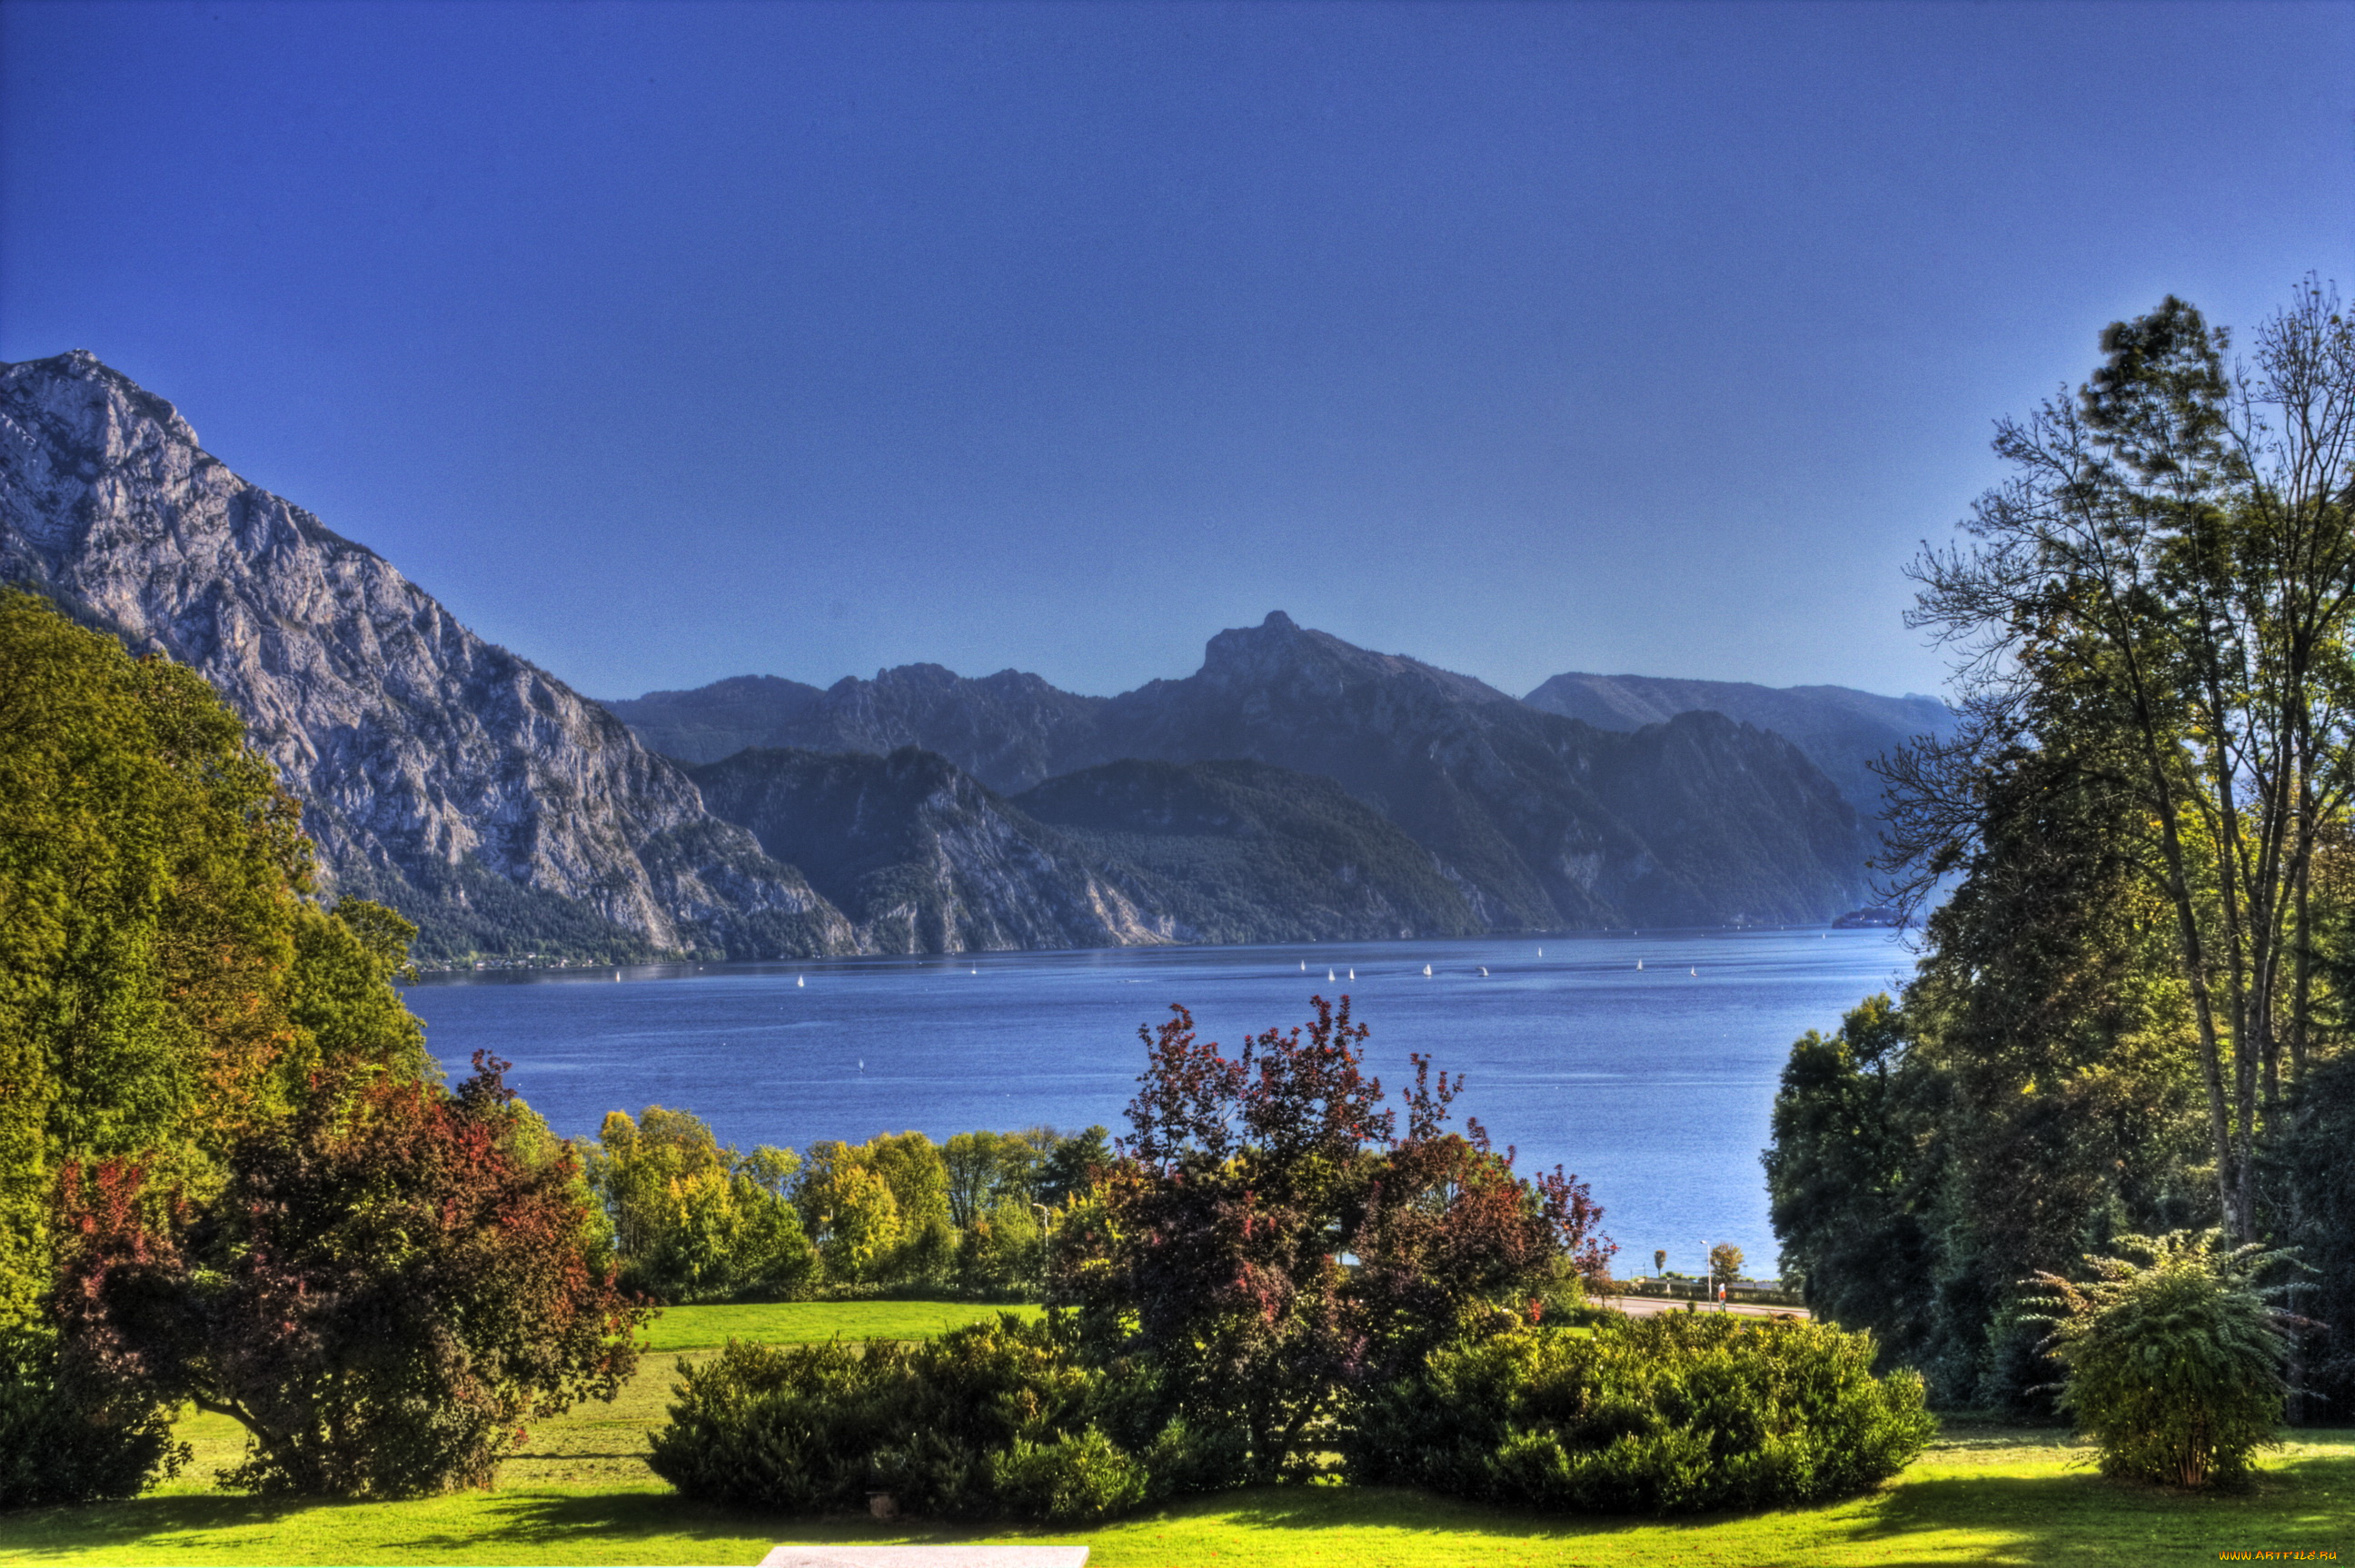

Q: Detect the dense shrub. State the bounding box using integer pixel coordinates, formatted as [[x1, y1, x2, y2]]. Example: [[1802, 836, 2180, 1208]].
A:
[[0, 1328, 184, 1510], [648, 1312, 1195, 1522], [2027, 1230, 2300, 1487], [1344, 1313, 1935, 1513]]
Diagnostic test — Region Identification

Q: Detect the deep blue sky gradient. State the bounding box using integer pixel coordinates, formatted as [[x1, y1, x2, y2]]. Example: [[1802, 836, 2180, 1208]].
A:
[[3, 1, 2349, 700]]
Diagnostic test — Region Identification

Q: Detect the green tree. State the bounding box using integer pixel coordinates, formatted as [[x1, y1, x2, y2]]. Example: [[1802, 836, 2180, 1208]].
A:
[[57, 1055, 649, 1496], [589, 1107, 810, 1303], [1709, 1244, 1744, 1285], [0, 593, 433, 1504], [1899, 283, 2355, 1239], [796, 1146, 903, 1284], [1764, 995, 1944, 1360]]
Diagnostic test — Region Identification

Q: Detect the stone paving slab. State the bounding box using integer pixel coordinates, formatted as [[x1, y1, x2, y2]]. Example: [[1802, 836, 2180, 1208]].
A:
[[759, 1548, 1088, 1567]]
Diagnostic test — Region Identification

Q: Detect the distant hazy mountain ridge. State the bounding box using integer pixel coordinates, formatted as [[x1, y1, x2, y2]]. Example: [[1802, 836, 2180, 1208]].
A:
[[0, 351, 855, 965], [1522, 671, 1955, 818], [626, 612, 1881, 930], [607, 666, 1108, 792]]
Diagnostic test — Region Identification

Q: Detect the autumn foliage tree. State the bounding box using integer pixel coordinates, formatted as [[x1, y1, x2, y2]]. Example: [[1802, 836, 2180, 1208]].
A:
[[1051, 997, 1612, 1484], [0, 591, 440, 1505], [56, 1052, 649, 1496]]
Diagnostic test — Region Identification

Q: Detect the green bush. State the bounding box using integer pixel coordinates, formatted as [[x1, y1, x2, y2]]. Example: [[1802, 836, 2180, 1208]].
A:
[[1343, 1313, 1935, 1513], [2027, 1230, 2299, 1488], [647, 1312, 1195, 1522]]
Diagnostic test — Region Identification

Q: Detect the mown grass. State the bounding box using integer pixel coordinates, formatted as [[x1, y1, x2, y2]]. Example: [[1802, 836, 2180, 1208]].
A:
[[642, 1298, 1041, 1353], [0, 1304, 2347, 1566]]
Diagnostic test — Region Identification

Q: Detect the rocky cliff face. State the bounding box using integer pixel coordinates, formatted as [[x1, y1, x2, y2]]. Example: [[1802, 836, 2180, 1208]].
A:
[[690, 746, 1174, 953], [0, 352, 855, 964]]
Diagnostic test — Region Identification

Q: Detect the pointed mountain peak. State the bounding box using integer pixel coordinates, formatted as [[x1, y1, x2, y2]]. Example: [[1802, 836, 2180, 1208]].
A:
[[1197, 611, 1514, 704], [3, 350, 203, 453]]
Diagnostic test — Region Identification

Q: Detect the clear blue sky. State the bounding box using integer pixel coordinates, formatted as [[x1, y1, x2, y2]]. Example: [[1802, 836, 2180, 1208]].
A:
[[3, 1, 2349, 700]]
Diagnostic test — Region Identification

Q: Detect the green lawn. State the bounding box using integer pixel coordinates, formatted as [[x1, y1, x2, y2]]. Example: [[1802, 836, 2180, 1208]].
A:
[[641, 1298, 1041, 1353], [0, 1304, 2348, 1566]]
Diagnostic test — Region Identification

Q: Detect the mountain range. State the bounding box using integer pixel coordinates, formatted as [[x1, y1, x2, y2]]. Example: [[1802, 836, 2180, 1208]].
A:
[[1, 352, 1933, 963]]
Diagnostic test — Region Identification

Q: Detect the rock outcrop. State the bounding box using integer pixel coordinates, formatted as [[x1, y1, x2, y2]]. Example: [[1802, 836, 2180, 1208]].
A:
[[690, 746, 1174, 953], [0, 351, 855, 965]]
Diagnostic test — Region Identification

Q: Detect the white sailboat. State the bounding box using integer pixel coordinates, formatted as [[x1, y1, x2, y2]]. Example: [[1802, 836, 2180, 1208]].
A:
[[1347, 967, 1356, 980], [1328, 968, 1336, 983], [1636, 959, 1644, 970], [1479, 967, 1489, 977], [1690, 968, 1697, 977], [797, 975, 805, 987], [1423, 963, 1432, 977]]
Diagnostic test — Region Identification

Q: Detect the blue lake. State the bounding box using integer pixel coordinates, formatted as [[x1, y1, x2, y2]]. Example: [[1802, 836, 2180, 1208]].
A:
[[402, 928, 1914, 1277]]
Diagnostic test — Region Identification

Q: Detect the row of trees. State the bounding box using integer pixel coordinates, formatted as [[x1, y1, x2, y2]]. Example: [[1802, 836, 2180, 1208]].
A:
[[583, 1108, 1110, 1304], [0, 593, 641, 1505], [1768, 282, 2355, 1418]]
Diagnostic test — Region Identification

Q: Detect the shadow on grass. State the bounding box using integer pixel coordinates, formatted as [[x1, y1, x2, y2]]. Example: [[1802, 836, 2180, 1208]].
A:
[[5, 1440, 2347, 1566]]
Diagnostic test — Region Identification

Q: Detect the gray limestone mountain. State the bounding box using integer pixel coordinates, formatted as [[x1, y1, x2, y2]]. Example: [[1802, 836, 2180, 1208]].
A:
[[686, 746, 1175, 953], [0, 350, 855, 966], [1522, 671, 1955, 819]]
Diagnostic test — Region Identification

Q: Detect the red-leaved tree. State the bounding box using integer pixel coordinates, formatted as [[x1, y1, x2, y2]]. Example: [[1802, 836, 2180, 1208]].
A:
[[56, 1052, 650, 1496], [1051, 997, 1613, 1485]]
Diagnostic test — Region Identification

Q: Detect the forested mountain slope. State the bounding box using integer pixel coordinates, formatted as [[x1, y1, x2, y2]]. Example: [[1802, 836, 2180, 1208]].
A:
[[1013, 757, 1481, 943], [1082, 613, 1872, 928], [1523, 670, 1954, 818]]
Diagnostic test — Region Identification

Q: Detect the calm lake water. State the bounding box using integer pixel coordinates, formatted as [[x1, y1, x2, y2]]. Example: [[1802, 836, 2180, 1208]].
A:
[[402, 928, 1913, 1276]]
